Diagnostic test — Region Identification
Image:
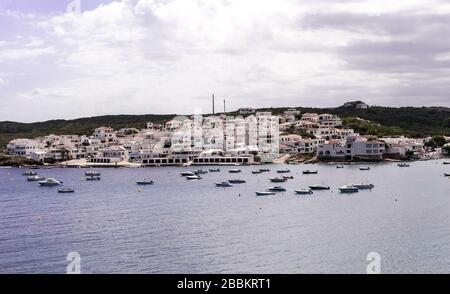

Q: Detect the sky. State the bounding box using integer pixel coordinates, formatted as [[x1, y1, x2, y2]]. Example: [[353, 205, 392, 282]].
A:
[[1, 0, 450, 122]]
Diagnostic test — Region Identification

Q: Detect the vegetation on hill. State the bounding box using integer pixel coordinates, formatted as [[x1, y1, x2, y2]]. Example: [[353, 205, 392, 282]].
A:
[[0, 104, 449, 148]]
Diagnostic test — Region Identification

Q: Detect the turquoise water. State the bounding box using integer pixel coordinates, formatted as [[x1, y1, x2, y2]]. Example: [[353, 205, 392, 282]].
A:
[[0, 160, 449, 273]]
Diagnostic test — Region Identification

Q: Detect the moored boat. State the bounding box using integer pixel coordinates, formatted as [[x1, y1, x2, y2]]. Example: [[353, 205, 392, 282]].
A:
[[136, 180, 154, 185], [193, 169, 208, 174], [397, 163, 410, 167], [209, 168, 221, 172], [27, 175, 46, 182], [336, 165, 345, 168], [270, 177, 287, 183], [86, 176, 101, 181], [255, 191, 276, 196], [359, 167, 371, 171], [85, 171, 101, 176], [339, 185, 359, 193], [267, 186, 287, 192], [303, 170, 318, 174], [443, 162, 450, 165], [309, 185, 330, 190], [353, 184, 374, 190], [444, 173, 450, 177], [295, 189, 313, 195], [181, 171, 196, 177], [277, 169, 290, 173], [38, 178, 61, 186], [252, 170, 263, 174], [229, 169, 242, 173], [23, 171, 37, 176], [58, 188, 75, 193], [215, 181, 233, 187], [186, 175, 202, 180], [228, 179, 246, 184], [283, 176, 294, 180]]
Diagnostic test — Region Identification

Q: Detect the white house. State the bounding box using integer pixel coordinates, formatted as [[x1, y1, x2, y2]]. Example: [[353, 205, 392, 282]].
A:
[[7, 139, 40, 157]]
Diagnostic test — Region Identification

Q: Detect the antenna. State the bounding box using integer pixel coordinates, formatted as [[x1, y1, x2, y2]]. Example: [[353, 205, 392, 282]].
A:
[[223, 99, 226, 113], [212, 94, 215, 114]]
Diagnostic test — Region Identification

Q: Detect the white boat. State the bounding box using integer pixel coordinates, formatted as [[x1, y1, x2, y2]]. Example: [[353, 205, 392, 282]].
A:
[[339, 185, 359, 193], [252, 170, 263, 174], [309, 185, 330, 190], [23, 171, 37, 176], [295, 189, 313, 195], [336, 165, 345, 168], [229, 179, 246, 184], [38, 178, 61, 186], [353, 184, 374, 190], [270, 177, 287, 183], [85, 171, 101, 176], [277, 169, 290, 173], [397, 163, 410, 167], [193, 169, 208, 174], [267, 186, 287, 192], [181, 171, 196, 177], [136, 180, 154, 185], [215, 182, 233, 187], [255, 191, 276, 196], [229, 169, 242, 173], [27, 175, 46, 182], [186, 175, 202, 180]]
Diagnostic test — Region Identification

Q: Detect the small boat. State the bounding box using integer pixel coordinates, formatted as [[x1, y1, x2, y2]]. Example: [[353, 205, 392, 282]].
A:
[[23, 171, 37, 176], [444, 173, 450, 177], [252, 170, 263, 174], [303, 170, 318, 175], [38, 178, 62, 186], [85, 171, 101, 176], [267, 186, 287, 192], [309, 185, 330, 190], [359, 167, 371, 171], [229, 179, 246, 184], [336, 165, 345, 168], [270, 177, 287, 183], [86, 176, 101, 181], [29, 166, 41, 170], [186, 175, 202, 180], [58, 188, 75, 193], [353, 184, 374, 190], [216, 181, 233, 187], [27, 175, 46, 182], [259, 168, 270, 172], [295, 189, 313, 195], [255, 191, 276, 196], [229, 169, 242, 173], [181, 171, 196, 177], [443, 162, 450, 165], [283, 176, 294, 180], [397, 163, 410, 167], [193, 169, 208, 174], [136, 180, 154, 185], [339, 185, 359, 193], [209, 168, 221, 172], [277, 169, 290, 173]]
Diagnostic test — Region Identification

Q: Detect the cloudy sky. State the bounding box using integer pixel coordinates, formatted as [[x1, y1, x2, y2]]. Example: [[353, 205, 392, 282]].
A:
[[1, 0, 450, 122]]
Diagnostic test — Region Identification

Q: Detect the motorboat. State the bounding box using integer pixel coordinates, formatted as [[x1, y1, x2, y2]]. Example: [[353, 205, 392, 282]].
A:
[[136, 180, 154, 185], [86, 176, 101, 181], [255, 191, 276, 196], [209, 168, 221, 172], [29, 166, 41, 170], [444, 173, 450, 177], [259, 168, 270, 172], [193, 169, 208, 174], [336, 165, 345, 168], [397, 163, 410, 167], [277, 169, 291, 174], [186, 175, 202, 180], [303, 170, 318, 174], [283, 176, 294, 180], [229, 169, 242, 173], [309, 185, 330, 190], [58, 188, 75, 193], [252, 170, 263, 174], [216, 182, 233, 187], [270, 177, 287, 183], [23, 171, 37, 176], [38, 178, 62, 186], [359, 167, 371, 171], [85, 171, 101, 176], [339, 185, 359, 193], [181, 171, 196, 177], [267, 186, 287, 192], [228, 179, 246, 184], [443, 162, 450, 165], [353, 184, 374, 190], [295, 189, 313, 195], [27, 175, 46, 182]]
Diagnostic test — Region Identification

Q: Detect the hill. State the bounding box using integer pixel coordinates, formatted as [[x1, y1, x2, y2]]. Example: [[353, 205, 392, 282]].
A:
[[1, 105, 449, 148]]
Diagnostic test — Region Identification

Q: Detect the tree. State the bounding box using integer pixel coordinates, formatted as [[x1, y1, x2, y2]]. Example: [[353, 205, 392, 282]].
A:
[[432, 136, 447, 147], [443, 145, 450, 156]]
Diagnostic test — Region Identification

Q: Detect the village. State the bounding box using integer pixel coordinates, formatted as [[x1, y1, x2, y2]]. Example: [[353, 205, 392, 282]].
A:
[[5, 103, 449, 167]]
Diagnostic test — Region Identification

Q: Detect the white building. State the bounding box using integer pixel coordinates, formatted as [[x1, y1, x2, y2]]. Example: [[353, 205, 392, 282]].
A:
[[238, 107, 256, 115], [7, 139, 40, 157]]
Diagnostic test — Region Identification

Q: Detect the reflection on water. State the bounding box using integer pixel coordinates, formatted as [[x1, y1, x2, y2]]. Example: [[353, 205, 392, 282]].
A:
[[0, 160, 449, 273]]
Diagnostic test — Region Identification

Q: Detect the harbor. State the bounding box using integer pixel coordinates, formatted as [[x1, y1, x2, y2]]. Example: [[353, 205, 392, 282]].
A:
[[1, 159, 449, 273]]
